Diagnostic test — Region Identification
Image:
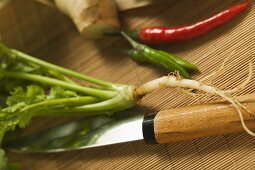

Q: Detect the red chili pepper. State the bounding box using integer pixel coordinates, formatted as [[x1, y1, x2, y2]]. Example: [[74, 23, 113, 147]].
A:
[[139, 1, 249, 44]]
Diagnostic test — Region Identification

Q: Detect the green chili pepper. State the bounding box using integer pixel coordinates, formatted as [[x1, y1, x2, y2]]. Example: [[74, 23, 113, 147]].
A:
[[139, 46, 191, 78], [121, 31, 193, 79], [127, 49, 198, 72], [126, 49, 146, 62], [157, 51, 198, 71]]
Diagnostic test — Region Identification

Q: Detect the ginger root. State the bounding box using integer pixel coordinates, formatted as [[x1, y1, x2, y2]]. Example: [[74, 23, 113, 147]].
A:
[[37, 0, 120, 38]]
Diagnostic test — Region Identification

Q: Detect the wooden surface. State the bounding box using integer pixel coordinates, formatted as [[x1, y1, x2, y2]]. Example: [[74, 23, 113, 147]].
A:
[[1, 0, 255, 169], [155, 94, 255, 143]]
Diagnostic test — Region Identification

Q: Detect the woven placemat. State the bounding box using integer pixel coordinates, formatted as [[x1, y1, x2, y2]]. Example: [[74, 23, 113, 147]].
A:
[[2, 0, 255, 169]]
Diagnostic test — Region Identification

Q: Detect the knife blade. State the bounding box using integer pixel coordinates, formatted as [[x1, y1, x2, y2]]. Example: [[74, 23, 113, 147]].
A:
[[6, 109, 144, 153], [6, 94, 255, 153]]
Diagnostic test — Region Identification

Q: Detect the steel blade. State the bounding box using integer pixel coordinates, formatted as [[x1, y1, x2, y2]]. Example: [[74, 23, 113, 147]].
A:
[[6, 109, 144, 153]]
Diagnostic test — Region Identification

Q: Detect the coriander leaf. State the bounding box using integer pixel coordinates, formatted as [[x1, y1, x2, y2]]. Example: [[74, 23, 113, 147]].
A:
[[48, 86, 78, 99], [5, 87, 25, 107], [26, 85, 46, 104], [6, 85, 45, 107]]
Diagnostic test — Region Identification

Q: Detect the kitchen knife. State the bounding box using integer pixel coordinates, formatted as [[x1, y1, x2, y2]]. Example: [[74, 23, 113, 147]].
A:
[[6, 94, 255, 153]]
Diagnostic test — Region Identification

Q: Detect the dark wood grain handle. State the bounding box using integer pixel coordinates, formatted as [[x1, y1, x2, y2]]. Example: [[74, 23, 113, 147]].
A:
[[143, 94, 255, 144]]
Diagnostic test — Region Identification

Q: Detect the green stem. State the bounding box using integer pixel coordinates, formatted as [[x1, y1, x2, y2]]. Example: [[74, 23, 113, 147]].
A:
[[21, 96, 100, 113], [2, 70, 118, 99], [38, 94, 134, 116], [38, 109, 109, 117], [121, 31, 140, 49], [60, 75, 77, 84], [48, 70, 78, 84], [11, 49, 119, 89]]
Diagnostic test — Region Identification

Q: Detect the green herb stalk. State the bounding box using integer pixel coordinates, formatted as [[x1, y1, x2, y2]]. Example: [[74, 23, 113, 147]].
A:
[[0, 43, 135, 168]]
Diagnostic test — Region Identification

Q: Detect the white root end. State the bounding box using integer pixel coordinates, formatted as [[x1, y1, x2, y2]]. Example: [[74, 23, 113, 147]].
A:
[[200, 56, 229, 83], [54, 0, 120, 38], [216, 91, 255, 136], [135, 76, 219, 97], [224, 62, 253, 94], [134, 64, 254, 136]]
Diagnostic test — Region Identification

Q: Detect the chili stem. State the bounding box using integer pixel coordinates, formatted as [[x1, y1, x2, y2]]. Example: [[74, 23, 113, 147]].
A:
[[121, 31, 140, 49]]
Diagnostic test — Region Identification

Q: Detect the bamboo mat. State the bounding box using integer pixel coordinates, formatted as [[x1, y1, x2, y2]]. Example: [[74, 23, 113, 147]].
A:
[[1, 0, 255, 169]]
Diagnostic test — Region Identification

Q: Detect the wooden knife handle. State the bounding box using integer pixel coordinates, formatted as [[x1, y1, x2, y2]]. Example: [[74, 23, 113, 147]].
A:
[[142, 94, 255, 144]]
